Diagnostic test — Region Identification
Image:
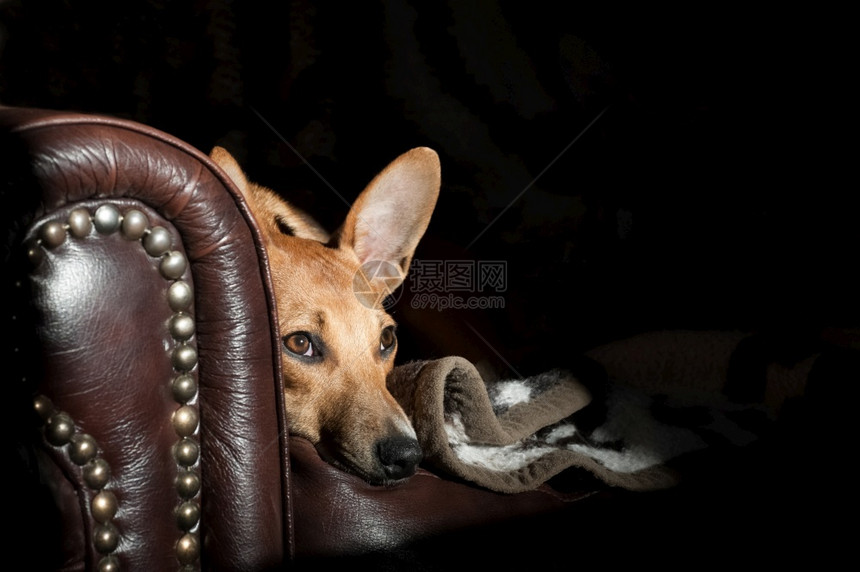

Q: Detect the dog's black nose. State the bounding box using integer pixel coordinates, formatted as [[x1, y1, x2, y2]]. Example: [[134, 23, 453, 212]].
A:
[[376, 436, 423, 480]]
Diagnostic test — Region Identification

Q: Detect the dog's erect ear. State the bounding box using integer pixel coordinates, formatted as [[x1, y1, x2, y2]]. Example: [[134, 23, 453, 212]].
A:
[[337, 147, 441, 292], [210, 146, 251, 196], [210, 146, 330, 244]]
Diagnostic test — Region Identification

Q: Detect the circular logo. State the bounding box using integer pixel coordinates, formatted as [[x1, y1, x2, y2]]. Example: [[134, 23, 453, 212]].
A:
[[352, 260, 403, 310]]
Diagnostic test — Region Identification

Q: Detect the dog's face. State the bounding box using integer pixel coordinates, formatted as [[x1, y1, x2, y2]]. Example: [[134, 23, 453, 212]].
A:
[[211, 146, 440, 484]]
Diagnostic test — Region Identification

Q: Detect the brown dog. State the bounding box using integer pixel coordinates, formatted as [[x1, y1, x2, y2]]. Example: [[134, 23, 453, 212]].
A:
[[211, 146, 440, 484]]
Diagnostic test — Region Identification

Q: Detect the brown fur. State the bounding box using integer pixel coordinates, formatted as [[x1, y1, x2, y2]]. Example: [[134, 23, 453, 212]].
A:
[[210, 146, 440, 484]]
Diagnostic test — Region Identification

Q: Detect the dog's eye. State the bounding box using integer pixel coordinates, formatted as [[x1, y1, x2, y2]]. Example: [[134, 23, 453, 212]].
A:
[[283, 333, 316, 357], [380, 326, 396, 353]]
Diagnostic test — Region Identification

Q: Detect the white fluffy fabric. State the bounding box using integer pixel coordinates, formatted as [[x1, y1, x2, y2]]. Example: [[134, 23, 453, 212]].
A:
[[445, 414, 555, 472]]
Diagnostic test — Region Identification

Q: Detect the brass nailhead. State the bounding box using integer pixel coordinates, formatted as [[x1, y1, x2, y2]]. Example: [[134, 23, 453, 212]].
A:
[[172, 345, 198, 372], [67, 209, 93, 238], [169, 314, 195, 341], [160, 251, 188, 280], [26, 239, 44, 266], [33, 395, 54, 422], [167, 281, 193, 312], [175, 501, 201, 531], [68, 433, 98, 465], [176, 533, 200, 565], [39, 221, 66, 249], [84, 458, 112, 490], [175, 471, 201, 500], [93, 523, 119, 554], [143, 226, 172, 256], [172, 406, 199, 438], [93, 205, 122, 234], [30, 205, 204, 569], [44, 412, 75, 446], [121, 209, 148, 240], [174, 438, 199, 467], [171, 374, 197, 404], [92, 490, 119, 523], [97, 555, 120, 572]]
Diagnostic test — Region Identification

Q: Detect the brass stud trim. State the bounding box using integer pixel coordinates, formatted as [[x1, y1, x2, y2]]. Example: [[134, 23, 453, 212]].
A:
[[33, 394, 55, 422], [121, 210, 148, 240], [68, 433, 99, 465], [98, 555, 121, 572], [171, 345, 198, 372], [175, 470, 201, 500], [84, 458, 112, 490], [35, 399, 120, 561], [44, 412, 75, 446], [93, 205, 122, 234], [93, 522, 120, 554], [169, 314, 196, 341], [171, 374, 197, 404], [30, 204, 203, 570], [39, 221, 66, 249], [174, 438, 200, 467], [143, 226, 172, 256], [160, 251, 188, 280], [92, 490, 119, 523], [175, 533, 200, 565], [175, 500, 201, 531], [167, 281, 193, 312], [68, 208, 93, 238], [25, 238, 44, 267], [172, 406, 199, 438]]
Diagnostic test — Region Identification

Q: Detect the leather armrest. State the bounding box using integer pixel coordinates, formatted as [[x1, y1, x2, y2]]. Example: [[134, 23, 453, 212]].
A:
[[1, 106, 292, 570]]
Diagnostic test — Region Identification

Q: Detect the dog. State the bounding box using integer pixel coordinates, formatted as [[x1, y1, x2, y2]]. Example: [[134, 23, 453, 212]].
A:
[[210, 146, 440, 484]]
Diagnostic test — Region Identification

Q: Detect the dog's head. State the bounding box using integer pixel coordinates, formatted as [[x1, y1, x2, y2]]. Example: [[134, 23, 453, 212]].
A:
[[211, 146, 440, 484]]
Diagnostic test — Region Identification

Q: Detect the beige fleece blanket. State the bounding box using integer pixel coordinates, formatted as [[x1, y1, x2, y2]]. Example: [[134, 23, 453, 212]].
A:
[[387, 355, 767, 494]]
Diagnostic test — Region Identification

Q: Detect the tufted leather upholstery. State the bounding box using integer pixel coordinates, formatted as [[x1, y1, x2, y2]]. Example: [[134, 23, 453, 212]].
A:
[[2, 106, 601, 571]]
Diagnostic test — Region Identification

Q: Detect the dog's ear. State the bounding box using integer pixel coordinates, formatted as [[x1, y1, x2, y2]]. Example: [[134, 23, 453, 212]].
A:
[[337, 147, 440, 293], [210, 146, 330, 244], [210, 146, 251, 195]]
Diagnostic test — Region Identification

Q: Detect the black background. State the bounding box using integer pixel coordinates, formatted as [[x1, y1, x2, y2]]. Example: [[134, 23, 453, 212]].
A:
[[2, 2, 853, 371], [1, 1, 853, 565]]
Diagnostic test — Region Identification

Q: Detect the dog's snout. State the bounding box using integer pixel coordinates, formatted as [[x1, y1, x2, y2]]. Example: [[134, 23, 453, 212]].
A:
[[376, 435, 423, 480]]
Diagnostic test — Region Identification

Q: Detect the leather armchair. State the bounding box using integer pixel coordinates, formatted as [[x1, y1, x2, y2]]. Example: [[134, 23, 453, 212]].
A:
[[2, 106, 602, 571]]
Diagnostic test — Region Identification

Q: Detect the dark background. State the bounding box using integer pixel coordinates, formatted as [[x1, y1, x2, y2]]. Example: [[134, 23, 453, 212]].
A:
[[1, 0, 854, 372], [1, 2, 854, 565]]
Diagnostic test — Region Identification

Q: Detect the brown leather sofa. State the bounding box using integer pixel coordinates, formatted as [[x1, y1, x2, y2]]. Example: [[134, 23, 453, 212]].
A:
[[2, 106, 616, 571]]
